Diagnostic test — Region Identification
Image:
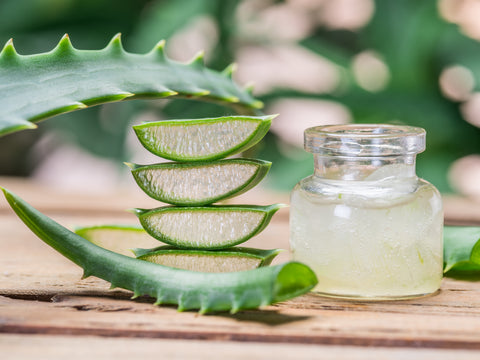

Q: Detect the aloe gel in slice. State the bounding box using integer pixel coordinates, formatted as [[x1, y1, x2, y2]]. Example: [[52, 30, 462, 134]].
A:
[[75, 225, 159, 257], [134, 246, 281, 272], [126, 158, 271, 206], [132, 204, 285, 249], [132, 115, 275, 162]]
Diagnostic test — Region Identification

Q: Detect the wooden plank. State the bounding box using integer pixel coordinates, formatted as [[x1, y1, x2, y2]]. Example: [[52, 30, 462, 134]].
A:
[[2, 292, 480, 349], [0, 176, 160, 215], [3, 211, 480, 350], [3, 177, 480, 353], [3, 334, 480, 360]]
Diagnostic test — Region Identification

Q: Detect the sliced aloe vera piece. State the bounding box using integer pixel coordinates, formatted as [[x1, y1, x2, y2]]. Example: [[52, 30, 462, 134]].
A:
[[132, 115, 275, 161], [132, 204, 285, 249], [133, 246, 281, 272], [75, 225, 159, 257], [126, 158, 271, 206]]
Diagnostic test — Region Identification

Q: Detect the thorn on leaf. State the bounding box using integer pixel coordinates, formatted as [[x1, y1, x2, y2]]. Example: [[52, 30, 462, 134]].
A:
[[188, 50, 205, 68], [222, 63, 237, 78], [52, 34, 75, 55], [107, 33, 124, 55], [149, 39, 167, 61], [0, 38, 19, 61]]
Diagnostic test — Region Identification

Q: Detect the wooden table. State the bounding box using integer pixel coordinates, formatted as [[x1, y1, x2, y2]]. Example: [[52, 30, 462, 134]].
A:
[[2, 177, 480, 359]]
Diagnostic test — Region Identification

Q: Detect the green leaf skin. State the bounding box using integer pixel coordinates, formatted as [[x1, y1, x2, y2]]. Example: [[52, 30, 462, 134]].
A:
[[133, 204, 286, 249], [0, 34, 262, 137], [126, 158, 271, 205], [134, 246, 282, 272], [444, 226, 480, 275], [1, 188, 317, 313], [132, 115, 274, 162]]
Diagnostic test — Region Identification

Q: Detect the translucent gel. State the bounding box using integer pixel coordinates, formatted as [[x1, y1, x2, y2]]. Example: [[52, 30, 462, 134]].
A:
[[290, 125, 443, 299]]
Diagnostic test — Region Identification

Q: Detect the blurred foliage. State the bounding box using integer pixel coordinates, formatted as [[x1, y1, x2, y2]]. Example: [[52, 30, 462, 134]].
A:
[[260, 0, 480, 193], [1, 0, 479, 194]]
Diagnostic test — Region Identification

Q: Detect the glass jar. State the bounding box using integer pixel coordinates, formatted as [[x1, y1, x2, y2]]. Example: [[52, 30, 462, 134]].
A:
[[289, 124, 443, 300]]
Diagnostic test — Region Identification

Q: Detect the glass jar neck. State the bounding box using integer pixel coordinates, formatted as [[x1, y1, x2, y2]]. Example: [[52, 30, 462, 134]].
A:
[[313, 154, 417, 181]]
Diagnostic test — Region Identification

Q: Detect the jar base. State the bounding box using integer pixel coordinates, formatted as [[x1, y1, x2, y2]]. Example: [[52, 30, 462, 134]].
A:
[[310, 289, 440, 301]]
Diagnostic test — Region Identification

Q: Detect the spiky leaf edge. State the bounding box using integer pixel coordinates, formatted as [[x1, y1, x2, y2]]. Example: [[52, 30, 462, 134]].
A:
[[0, 34, 263, 137]]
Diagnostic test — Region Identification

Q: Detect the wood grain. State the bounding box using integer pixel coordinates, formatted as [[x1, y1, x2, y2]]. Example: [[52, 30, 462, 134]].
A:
[[3, 284, 480, 350], [2, 177, 480, 358], [3, 334, 480, 360]]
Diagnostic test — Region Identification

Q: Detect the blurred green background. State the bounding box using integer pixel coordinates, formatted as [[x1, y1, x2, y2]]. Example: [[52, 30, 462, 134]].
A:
[[1, 0, 480, 196]]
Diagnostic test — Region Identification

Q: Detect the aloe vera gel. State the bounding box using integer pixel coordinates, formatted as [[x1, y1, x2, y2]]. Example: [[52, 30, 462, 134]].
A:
[[289, 124, 443, 299]]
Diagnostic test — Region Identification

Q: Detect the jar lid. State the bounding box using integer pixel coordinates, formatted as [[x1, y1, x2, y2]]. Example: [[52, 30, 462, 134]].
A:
[[304, 124, 426, 156]]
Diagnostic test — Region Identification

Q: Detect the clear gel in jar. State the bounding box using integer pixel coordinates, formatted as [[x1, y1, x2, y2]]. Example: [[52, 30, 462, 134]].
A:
[[289, 124, 443, 300]]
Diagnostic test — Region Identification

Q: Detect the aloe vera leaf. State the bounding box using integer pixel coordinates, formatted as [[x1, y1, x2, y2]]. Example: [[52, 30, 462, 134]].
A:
[[133, 245, 281, 272], [126, 158, 271, 205], [1, 188, 317, 313], [132, 204, 285, 249], [75, 224, 158, 257], [0, 34, 262, 137], [132, 115, 274, 161], [444, 226, 480, 274]]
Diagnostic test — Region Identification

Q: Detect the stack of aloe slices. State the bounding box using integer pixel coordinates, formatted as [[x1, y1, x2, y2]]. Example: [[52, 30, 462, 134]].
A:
[[78, 114, 285, 272]]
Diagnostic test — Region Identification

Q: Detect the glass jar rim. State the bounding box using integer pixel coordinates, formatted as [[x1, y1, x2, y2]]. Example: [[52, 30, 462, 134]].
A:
[[304, 124, 426, 156]]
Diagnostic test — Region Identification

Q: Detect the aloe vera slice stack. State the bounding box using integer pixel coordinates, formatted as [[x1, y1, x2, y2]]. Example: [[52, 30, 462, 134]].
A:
[[126, 159, 271, 205], [133, 115, 275, 161], [128, 113, 284, 270], [133, 246, 281, 272], [132, 204, 284, 249]]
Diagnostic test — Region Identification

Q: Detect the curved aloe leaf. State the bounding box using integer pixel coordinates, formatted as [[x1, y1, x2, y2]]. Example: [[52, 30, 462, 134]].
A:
[[133, 204, 285, 249], [134, 245, 281, 272], [126, 158, 271, 205], [132, 115, 274, 161], [1, 188, 317, 313], [0, 34, 262, 137]]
